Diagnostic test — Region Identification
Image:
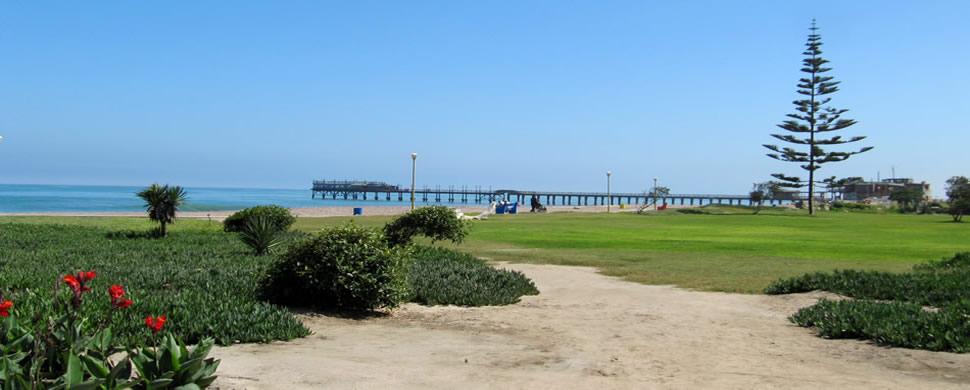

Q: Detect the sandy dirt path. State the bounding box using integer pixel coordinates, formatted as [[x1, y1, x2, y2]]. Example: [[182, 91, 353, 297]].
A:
[[210, 264, 970, 389]]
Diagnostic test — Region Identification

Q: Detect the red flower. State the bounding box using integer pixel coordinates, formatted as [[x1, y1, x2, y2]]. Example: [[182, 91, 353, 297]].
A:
[[64, 271, 96, 295], [144, 315, 167, 334], [109, 285, 123, 298], [109, 285, 132, 309], [63, 275, 85, 293], [0, 300, 12, 317]]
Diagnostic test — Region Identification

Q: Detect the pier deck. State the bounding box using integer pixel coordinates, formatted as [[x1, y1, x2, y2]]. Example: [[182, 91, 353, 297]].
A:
[[311, 180, 785, 206]]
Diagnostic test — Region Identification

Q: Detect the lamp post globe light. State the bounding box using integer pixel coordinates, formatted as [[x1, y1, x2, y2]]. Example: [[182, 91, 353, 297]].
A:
[[606, 171, 611, 213], [653, 177, 658, 210], [410, 153, 418, 210]]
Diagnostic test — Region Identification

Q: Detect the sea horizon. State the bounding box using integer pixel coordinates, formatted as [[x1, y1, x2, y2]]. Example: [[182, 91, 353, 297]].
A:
[[0, 183, 473, 213]]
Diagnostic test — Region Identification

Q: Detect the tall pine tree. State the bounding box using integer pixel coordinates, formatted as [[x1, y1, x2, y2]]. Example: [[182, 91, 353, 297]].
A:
[[764, 20, 872, 215]]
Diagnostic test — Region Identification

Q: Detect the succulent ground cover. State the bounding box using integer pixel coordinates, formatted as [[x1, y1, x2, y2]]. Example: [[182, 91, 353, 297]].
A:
[[408, 246, 538, 306], [0, 222, 310, 346], [1, 215, 541, 347], [766, 252, 970, 352]]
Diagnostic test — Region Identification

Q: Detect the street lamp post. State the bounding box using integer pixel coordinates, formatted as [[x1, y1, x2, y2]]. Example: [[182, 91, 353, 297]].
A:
[[410, 153, 418, 210], [653, 177, 658, 210], [606, 171, 612, 213]]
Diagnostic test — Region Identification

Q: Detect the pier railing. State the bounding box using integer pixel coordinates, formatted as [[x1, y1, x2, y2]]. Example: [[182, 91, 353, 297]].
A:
[[310, 182, 788, 206]]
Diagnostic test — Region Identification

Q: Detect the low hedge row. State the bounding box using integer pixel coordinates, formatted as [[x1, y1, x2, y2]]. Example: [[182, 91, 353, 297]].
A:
[[790, 299, 970, 352], [408, 246, 539, 306], [767, 252, 970, 352], [764, 268, 970, 307]]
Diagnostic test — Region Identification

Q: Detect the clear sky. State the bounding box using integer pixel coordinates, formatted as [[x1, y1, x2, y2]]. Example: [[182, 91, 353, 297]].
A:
[[1, 1, 967, 197]]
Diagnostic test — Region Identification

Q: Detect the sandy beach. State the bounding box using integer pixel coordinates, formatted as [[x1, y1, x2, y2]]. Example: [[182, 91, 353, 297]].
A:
[[0, 203, 690, 219]]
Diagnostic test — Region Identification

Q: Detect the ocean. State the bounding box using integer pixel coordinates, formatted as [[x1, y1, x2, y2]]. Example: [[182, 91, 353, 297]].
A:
[[0, 184, 467, 213]]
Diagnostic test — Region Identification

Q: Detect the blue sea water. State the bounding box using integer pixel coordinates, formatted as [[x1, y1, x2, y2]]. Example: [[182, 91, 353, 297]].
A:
[[0, 184, 467, 213]]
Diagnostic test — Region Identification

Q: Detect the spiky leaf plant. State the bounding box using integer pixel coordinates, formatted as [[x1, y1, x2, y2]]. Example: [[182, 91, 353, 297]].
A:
[[239, 215, 284, 256]]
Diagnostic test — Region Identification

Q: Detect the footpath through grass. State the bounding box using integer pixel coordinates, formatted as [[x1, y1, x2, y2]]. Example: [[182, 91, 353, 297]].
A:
[[296, 206, 969, 293]]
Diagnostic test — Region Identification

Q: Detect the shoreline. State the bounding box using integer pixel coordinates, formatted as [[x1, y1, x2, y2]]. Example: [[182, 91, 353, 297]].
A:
[[0, 203, 701, 219]]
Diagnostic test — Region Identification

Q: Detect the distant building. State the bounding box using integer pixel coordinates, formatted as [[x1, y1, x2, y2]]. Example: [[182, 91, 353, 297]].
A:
[[772, 190, 803, 201], [838, 178, 930, 201]]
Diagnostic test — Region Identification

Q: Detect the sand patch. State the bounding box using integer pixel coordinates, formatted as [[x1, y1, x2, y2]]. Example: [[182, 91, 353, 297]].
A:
[[211, 264, 970, 389]]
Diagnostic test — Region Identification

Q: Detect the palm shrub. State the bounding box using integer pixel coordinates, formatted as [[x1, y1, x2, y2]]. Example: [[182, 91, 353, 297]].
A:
[[223, 205, 296, 233], [135, 184, 187, 237], [259, 223, 411, 311], [238, 216, 284, 256], [383, 205, 469, 247]]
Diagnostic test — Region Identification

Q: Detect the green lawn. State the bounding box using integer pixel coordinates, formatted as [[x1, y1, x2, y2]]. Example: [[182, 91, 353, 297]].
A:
[[6, 208, 966, 294], [294, 207, 970, 293]]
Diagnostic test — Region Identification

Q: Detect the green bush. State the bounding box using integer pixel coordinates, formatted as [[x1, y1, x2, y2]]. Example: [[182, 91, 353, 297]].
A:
[[830, 201, 874, 211], [913, 251, 970, 272], [767, 252, 970, 352], [789, 299, 970, 352], [0, 222, 309, 346], [407, 246, 539, 306], [764, 254, 970, 307], [260, 223, 411, 311], [383, 206, 469, 247], [223, 205, 296, 233]]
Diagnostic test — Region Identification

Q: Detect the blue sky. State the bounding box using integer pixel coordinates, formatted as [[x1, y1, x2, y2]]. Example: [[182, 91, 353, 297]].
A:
[[1, 1, 967, 197]]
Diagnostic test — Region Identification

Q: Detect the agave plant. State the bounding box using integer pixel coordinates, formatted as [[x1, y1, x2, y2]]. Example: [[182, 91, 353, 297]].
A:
[[136, 184, 187, 237], [239, 215, 283, 256]]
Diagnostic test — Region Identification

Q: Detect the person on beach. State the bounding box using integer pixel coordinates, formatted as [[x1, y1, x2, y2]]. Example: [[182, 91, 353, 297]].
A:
[[530, 195, 544, 213]]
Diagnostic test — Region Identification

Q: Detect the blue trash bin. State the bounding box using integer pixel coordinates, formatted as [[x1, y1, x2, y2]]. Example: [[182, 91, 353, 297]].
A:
[[353, 207, 363, 215], [495, 202, 519, 214]]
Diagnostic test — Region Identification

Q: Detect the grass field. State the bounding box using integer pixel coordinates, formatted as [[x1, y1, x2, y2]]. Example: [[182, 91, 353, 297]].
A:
[[3, 207, 966, 294], [293, 206, 970, 293]]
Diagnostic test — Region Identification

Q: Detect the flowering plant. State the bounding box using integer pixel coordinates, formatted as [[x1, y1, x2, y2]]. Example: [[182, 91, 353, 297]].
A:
[[0, 271, 219, 389]]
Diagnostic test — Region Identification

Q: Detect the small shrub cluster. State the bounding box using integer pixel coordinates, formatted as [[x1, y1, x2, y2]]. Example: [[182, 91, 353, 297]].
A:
[[260, 223, 411, 311], [383, 206, 469, 247], [913, 251, 970, 272], [408, 246, 539, 306], [830, 201, 874, 211], [766, 252, 970, 352], [259, 211, 538, 311], [763, 268, 970, 307], [223, 205, 296, 233], [790, 299, 970, 352]]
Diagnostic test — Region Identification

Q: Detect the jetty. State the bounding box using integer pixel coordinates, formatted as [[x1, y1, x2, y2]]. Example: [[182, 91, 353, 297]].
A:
[[312, 180, 787, 206]]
